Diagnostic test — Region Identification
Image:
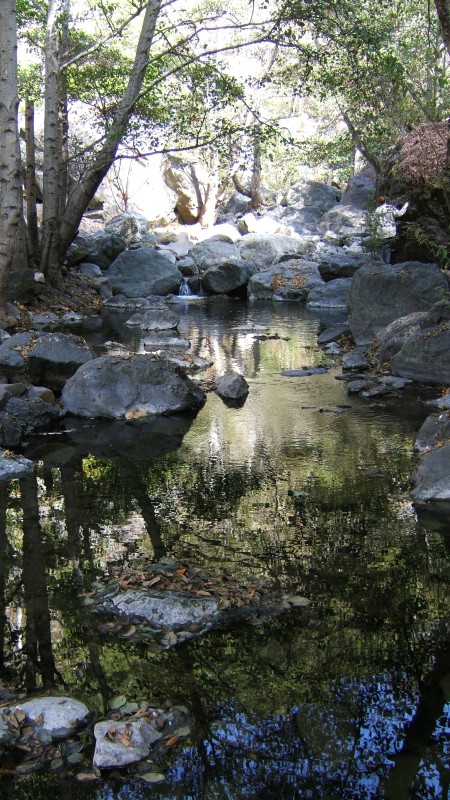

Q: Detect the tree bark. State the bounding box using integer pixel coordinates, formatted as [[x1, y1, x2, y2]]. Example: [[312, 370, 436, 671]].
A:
[[433, 0, 450, 57], [56, 0, 162, 266], [0, 0, 22, 323], [41, 0, 65, 283], [25, 99, 39, 260], [250, 128, 264, 209]]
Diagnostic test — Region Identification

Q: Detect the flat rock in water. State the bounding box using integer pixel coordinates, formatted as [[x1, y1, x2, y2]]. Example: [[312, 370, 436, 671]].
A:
[[105, 589, 219, 629], [9, 696, 91, 741], [125, 305, 180, 330], [93, 718, 162, 768], [0, 452, 35, 481], [281, 368, 328, 377]]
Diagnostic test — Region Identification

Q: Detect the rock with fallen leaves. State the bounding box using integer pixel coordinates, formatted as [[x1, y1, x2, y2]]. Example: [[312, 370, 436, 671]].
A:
[[7, 696, 92, 742], [93, 718, 162, 768], [89, 558, 312, 647]]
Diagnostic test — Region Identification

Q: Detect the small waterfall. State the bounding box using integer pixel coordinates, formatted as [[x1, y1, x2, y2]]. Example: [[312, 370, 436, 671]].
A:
[[179, 278, 193, 296], [179, 278, 194, 297]]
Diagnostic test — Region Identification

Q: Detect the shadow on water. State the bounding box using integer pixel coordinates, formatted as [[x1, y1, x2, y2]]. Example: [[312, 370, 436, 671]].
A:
[[0, 299, 448, 799]]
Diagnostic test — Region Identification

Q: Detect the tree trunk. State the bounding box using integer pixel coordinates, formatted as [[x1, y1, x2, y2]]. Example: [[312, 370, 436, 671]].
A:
[[198, 150, 219, 227], [433, 0, 450, 57], [41, 0, 65, 283], [56, 0, 162, 267], [250, 128, 264, 209], [0, 0, 22, 323], [25, 99, 39, 260]]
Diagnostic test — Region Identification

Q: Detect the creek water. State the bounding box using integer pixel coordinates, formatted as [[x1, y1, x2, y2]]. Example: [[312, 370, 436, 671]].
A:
[[1, 298, 449, 799]]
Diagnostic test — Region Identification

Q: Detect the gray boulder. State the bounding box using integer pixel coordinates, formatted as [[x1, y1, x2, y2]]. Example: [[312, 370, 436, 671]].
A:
[[84, 231, 126, 270], [238, 233, 308, 268], [283, 180, 339, 214], [105, 211, 148, 243], [10, 696, 91, 741], [0, 397, 61, 447], [0, 451, 35, 481], [78, 262, 103, 277], [348, 262, 448, 345], [342, 348, 370, 371], [374, 312, 428, 365], [126, 304, 180, 330], [263, 206, 321, 235], [340, 175, 375, 208], [6, 268, 36, 304], [248, 260, 323, 302], [0, 332, 94, 391], [201, 261, 255, 295], [107, 249, 182, 297], [62, 355, 206, 418], [411, 442, 450, 501], [317, 322, 350, 345], [216, 372, 249, 399], [415, 412, 450, 452], [189, 238, 240, 271], [163, 155, 210, 224], [319, 206, 369, 237], [316, 245, 366, 280], [93, 718, 162, 769], [306, 278, 351, 309], [223, 190, 251, 215], [391, 326, 450, 384]]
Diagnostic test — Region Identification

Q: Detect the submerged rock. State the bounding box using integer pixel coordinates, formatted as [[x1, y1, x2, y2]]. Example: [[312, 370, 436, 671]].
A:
[[411, 442, 450, 501]]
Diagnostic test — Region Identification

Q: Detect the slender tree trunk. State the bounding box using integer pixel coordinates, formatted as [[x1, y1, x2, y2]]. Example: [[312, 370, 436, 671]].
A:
[[56, 0, 162, 266], [198, 150, 219, 227], [59, 0, 70, 219], [433, 0, 450, 57], [0, 0, 21, 323], [25, 99, 39, 260], [250, 128, 264, 209], [41, 0, 65, 283]]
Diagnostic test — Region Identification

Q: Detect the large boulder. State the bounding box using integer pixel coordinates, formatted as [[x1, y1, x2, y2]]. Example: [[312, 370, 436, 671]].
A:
[[238, 233, 308, 268], [348, 261, 448, 345], [319, 206, 369, 237], [391, 325, 450, 384], [0, 397, 61, 447], [105, 211, 148, 243], [163, 155, 211, 224], [6, 268, 36, 304], [306, 277, 351, 309], [263, 206, 321, 235], [107, 249, 182, 297], [411, 442, 450, 502], [201, 261, 255, 295], [62, 355, 206, 418], [248, 260, 323, 301], [415, 412, 450, 452], [315, 244, 366, 280], [188, 238, 240, 271], [0, 332, 94, 391], [374, 312, 428, 365], [340, 175, 375, 208], [83, 230, 126, 270], [282, 180, 339, 214]]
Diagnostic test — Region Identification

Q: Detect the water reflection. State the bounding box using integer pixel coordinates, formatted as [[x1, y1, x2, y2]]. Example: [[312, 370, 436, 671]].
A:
[[1, 300, 449, 798]]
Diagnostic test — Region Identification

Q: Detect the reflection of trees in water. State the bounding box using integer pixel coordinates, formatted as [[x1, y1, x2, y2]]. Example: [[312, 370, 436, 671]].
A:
[[20, 472, 61, 691]]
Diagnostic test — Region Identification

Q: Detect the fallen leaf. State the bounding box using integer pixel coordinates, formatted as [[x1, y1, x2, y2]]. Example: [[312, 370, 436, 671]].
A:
[[164, 735, 179, 747], [76, 772, 98, 782], [140, 772, 165, 783]]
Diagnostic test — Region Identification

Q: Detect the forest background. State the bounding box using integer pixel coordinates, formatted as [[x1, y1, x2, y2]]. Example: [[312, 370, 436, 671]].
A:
[[2, 0, 450, 323]]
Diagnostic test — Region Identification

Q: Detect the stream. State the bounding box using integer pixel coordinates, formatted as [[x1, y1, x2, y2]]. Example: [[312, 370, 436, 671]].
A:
[[1, 297, 449, 799]]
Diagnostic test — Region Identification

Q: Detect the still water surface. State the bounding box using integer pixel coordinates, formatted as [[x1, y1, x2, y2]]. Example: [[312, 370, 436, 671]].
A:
[[1, 298, 449, 799]]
